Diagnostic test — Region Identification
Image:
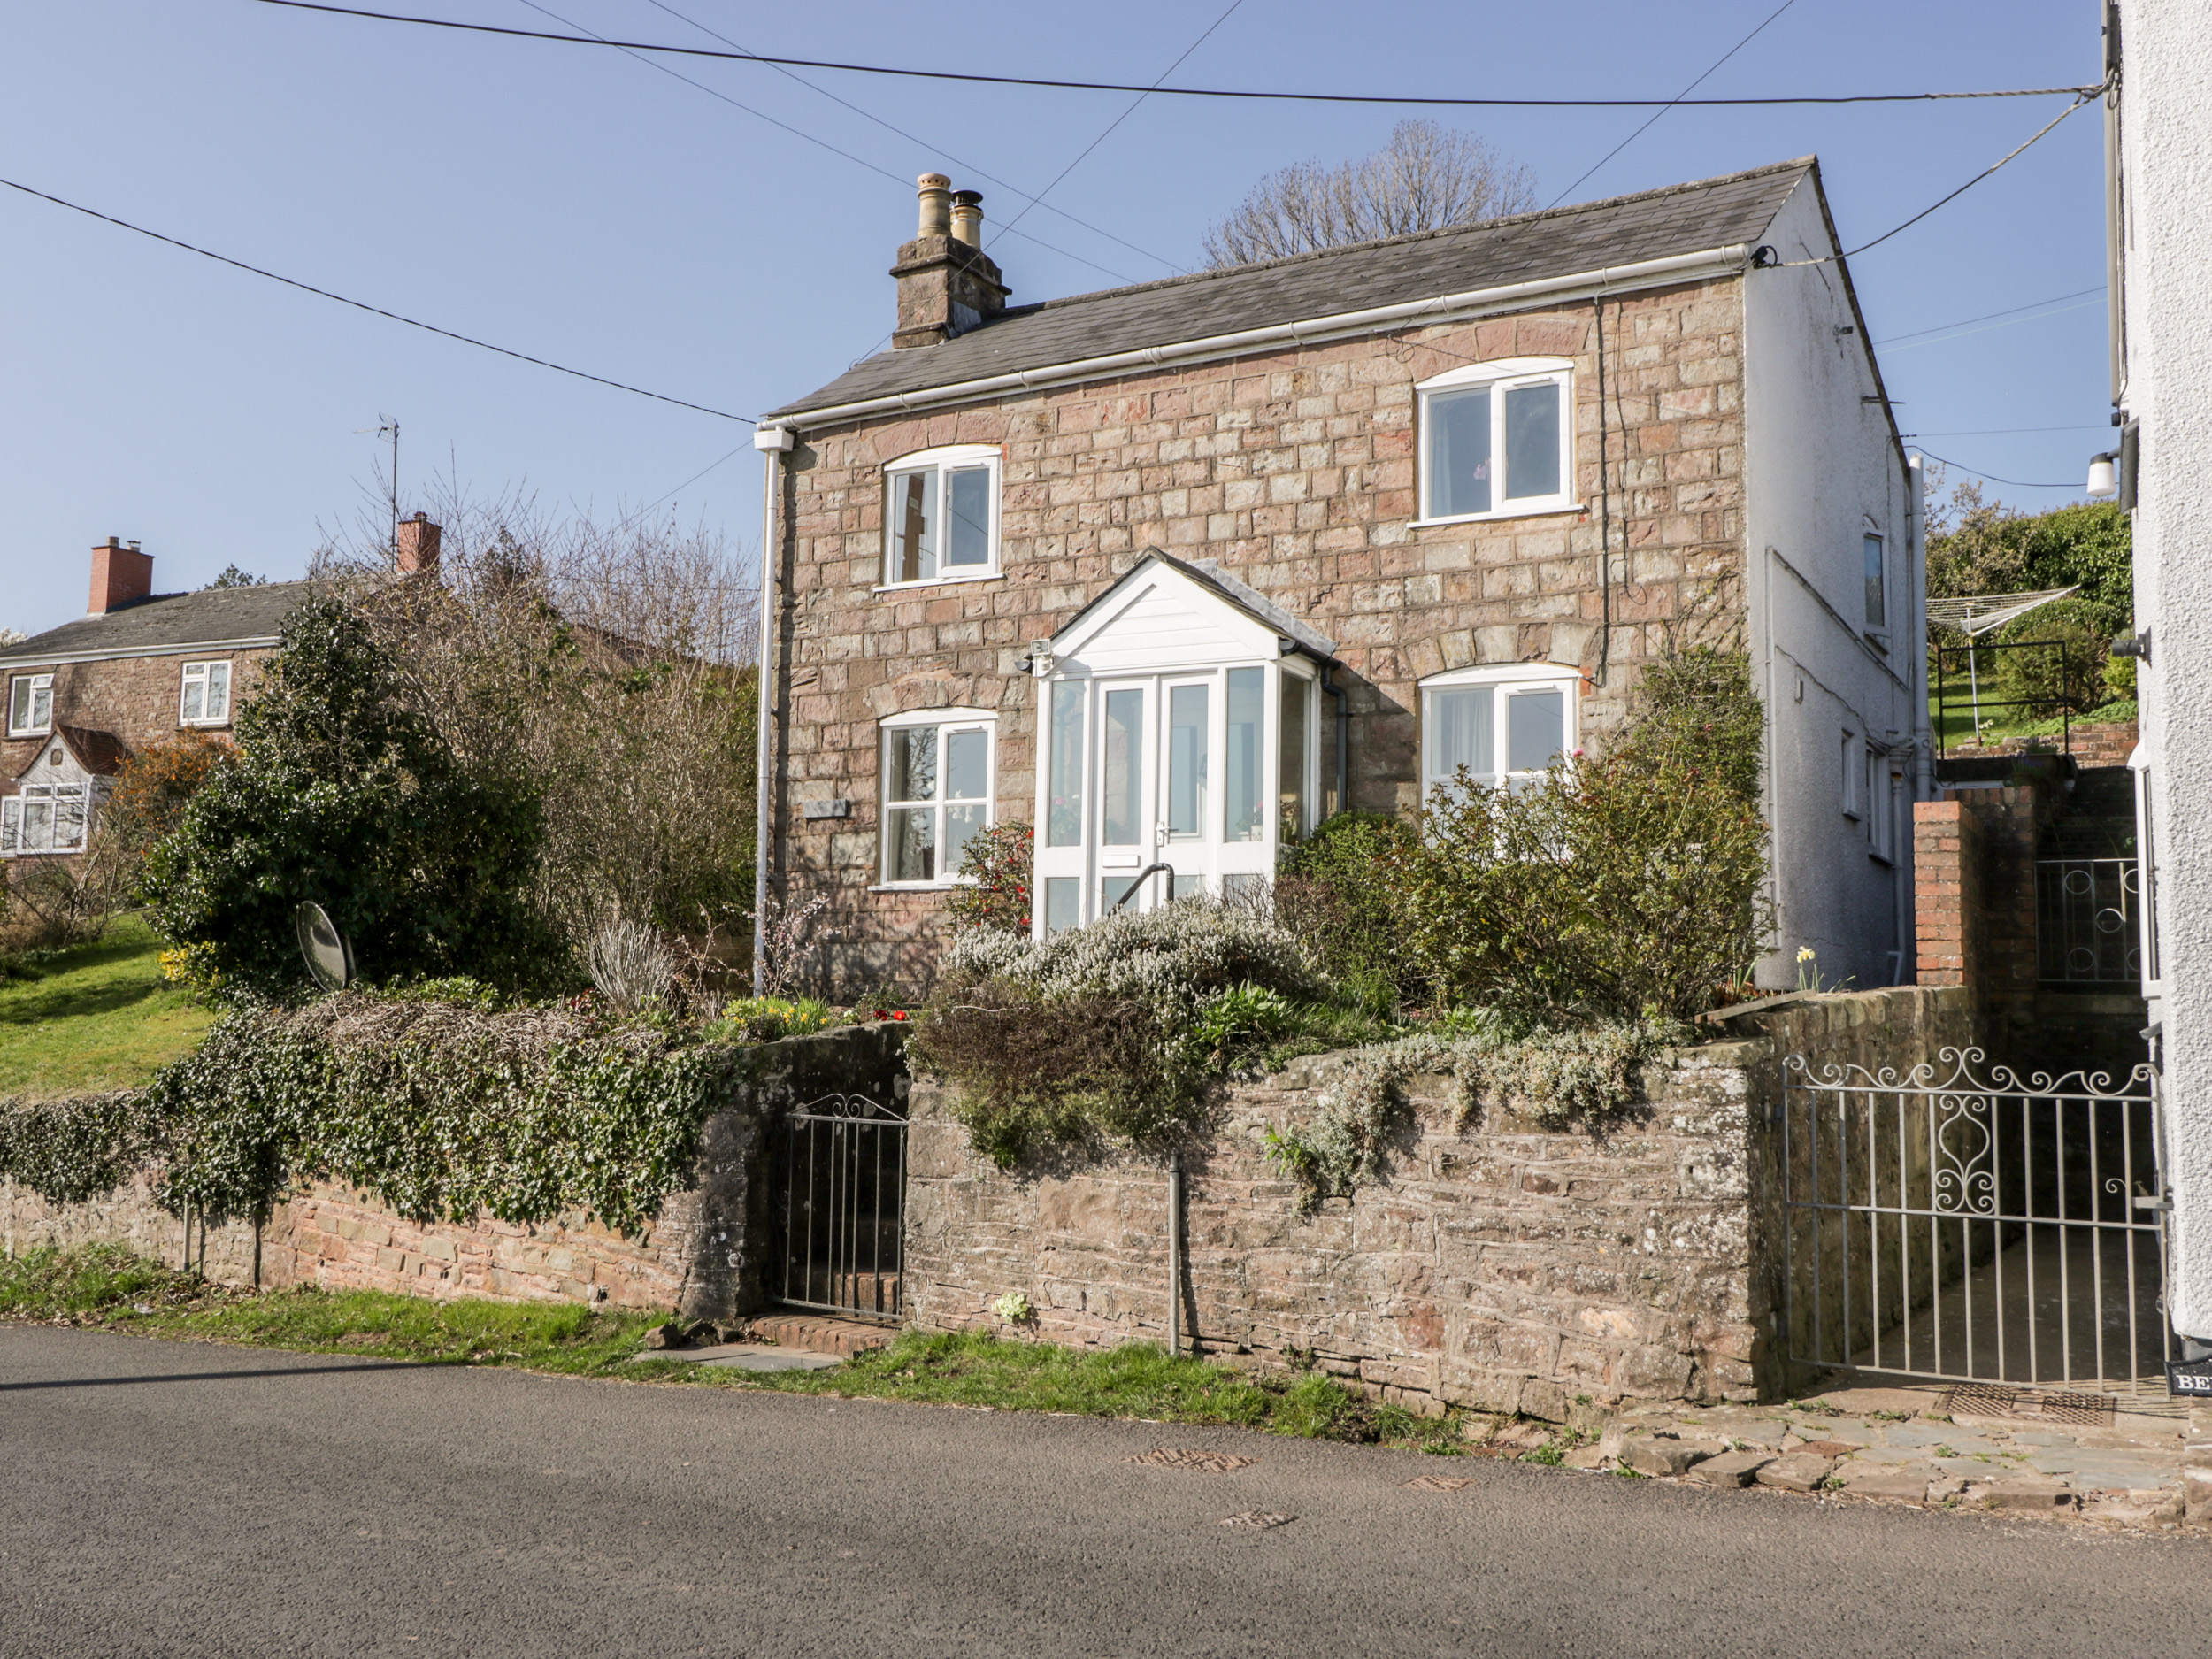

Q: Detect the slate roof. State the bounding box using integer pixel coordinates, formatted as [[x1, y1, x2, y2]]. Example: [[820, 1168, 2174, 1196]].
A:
[[771, 159, 1814, 419], [0, 580, 311, 667]]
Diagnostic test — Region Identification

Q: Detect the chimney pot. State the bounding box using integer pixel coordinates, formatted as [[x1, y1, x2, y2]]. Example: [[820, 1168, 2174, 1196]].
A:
[[949, 190, 984, 248], [917, 173, 952, 239], [88, 537, 155, 615], [396, 513, 442, 576]]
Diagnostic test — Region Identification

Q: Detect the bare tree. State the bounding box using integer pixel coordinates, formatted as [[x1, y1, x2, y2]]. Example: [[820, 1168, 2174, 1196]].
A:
[[1202, 121, 1540, 269]]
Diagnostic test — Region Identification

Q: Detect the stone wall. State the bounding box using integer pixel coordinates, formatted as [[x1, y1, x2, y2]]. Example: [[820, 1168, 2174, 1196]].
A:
[[768, 283, 1751, 994], [902, 987, 1977, 1418], [0, 1022, 910, 1317]]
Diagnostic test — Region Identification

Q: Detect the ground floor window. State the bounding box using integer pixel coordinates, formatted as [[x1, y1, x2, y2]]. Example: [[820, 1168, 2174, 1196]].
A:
[[878, 709, 995, 887], [1417, 663, 1580, 801], [1, 785, 88, 856]]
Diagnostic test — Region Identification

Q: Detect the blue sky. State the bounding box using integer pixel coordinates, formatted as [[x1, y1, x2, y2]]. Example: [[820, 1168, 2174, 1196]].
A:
[[1, 0, 2113, 634]]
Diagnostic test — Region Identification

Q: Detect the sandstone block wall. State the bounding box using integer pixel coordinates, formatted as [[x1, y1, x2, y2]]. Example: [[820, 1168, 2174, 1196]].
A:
[[768, 284, 1750, 993]]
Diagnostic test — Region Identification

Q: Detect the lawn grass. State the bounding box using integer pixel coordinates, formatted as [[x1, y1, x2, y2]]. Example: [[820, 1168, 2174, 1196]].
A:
[[0, 1245, 1466, 1452], [0, 917, 216, 1100]]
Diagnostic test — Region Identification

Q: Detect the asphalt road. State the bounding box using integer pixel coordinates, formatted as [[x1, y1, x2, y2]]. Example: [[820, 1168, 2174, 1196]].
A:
[[3, 1326, 2208, 1659]]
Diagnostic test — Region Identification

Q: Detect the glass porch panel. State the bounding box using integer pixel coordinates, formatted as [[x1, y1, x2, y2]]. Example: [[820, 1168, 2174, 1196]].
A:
[[944, 728, 988, 802], [1428, 687, 1494, 785], [889, 470, 938, 582], [23, 798, 53, 853], [1507, 688, 1565, 773], [1043, 877, 1080, 935], [1167, 684, 1209, 836], [1102, 688, 1144, 846], [1278, 677, 1310, 840], [887, 806, 934, 882], [885, 726, 937, 803], [53, 789, 85, 851], [947, 467, 991, 567], [1171, 872, 1206, 900], [1048, 680, 1085, 847], [1225, 667, 1263, 841], [1427, 388, 1492, 517], [1502, 380, 1561, 500]]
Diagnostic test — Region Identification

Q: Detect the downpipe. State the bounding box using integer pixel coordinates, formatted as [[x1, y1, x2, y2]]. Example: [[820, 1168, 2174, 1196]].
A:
[[1167, 1149, 1185, 1357]]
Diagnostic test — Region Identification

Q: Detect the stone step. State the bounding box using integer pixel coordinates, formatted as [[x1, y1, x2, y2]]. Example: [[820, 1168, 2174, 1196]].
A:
[[743, 1310, 899, 1358]]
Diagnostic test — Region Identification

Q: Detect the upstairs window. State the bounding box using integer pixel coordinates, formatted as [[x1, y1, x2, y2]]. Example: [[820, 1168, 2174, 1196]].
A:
[[180, 660, 233, 727], [1418, 663, 1579, 799], [882, 444, 1000, 586], [879, 709, 996, 887], [1, 784, 88, 856], [7, 673, 52, 737], [1863, 534, 1887, 630], [1416, 358, 1577, 524]]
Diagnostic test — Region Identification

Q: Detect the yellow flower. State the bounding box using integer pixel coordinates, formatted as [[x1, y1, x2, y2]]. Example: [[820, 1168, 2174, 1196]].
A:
[[1796, 946, 1816, 963]]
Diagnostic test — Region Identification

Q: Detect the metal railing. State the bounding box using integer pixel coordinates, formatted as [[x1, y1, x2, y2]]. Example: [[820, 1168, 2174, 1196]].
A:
[[1932, 635, 2092, 760], [779, 1093, 907, 1323], [1781, 1048, 2168, 1396], [2037, 857, 2141, 987]]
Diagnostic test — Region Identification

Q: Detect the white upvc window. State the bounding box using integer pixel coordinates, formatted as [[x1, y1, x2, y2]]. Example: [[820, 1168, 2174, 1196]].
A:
[[1415, 357, 1578, 525], [1, 784, 88, 856], [179, 659, 233, 727], [7, 673, 53, 737], [879, 708, 996, 887], [881, 443, 1001, 588], [1418, 663, 1580, 799]]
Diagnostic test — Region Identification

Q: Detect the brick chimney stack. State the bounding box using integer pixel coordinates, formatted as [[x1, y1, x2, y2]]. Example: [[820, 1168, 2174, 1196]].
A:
[[396, 513, 442, 575], [88, 537, 153, 615], [892, 173, 1009, 349]]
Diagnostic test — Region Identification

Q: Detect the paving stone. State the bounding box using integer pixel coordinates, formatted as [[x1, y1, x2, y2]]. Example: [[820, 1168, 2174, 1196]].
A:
[[1686, 1450, 1773, 1488], [1840, 1468, 1935, 1504], [1817, 1387, 1941, 1418], [2184, 1464, 2212, 1522], [1619, 1434, 1721, 1478], [1755, 1453, 1836, 1493], [628, 1343, 842, 1372], [1872, 1422, 1962, 1450], [1800, 1439, 1865, 1457], [1970, 1477, 2075, 1513], [2078, 1488, 2185, 1527]]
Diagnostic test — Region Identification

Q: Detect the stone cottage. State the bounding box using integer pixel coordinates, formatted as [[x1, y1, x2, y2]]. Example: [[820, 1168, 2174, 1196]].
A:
[[754, 158, 1925, 994], [0, 519, 439, 865]]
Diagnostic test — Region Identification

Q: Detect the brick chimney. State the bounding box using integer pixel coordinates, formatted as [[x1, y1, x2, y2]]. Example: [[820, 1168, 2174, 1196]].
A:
[[88, 537, 153, 615], [892, 173, 1009, 349], [396, 513, 442, 575]]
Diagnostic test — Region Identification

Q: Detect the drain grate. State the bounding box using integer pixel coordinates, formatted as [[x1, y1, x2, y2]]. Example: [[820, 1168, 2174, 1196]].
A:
[[2036, 1391, 2118, 1427], [1219, 1510, 1297, 1529], [1937, 1384, 2022, 1417], [1402, 1475, 1474, 1492], [1130, 1448, 1257, 1473]]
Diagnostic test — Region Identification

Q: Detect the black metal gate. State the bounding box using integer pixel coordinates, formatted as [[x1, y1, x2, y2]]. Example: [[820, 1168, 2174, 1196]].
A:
[[778, 1094, 907, 1321]]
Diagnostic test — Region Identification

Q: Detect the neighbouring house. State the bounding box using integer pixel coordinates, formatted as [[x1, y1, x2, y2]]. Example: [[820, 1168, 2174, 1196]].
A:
[[753, 158, 1927, 996], [2103, 0, 2212, 1373], [0, 518, 440, 865]]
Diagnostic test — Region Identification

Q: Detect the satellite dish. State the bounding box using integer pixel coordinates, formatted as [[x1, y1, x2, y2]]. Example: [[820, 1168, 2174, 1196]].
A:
[[294, 901, 355, 992]]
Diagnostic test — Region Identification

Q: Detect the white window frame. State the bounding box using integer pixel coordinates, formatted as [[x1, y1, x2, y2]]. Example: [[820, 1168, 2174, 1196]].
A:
[[1, 783, 88, 856], [876, 706, 997, 889], [179, 659, 234, 728], [1417, 662, 1582, 801], [7, 672, 53, 738], [1413, 357, 1578, 526], [879, 443, 1002, 589]]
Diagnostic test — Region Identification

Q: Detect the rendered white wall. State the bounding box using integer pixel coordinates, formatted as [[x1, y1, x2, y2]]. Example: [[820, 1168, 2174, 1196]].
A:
[[2120, 0, 2212, 1340], [1742, 178, 1922, 993]]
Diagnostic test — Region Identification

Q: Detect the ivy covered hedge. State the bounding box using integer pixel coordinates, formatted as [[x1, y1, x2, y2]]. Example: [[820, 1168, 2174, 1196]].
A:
[[0, 993, 757, 1236]]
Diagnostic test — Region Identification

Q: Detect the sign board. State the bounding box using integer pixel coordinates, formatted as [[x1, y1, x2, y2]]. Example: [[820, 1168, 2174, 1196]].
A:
[[2167, 1355, 2212, 1398], [294, 901, 354, 993]]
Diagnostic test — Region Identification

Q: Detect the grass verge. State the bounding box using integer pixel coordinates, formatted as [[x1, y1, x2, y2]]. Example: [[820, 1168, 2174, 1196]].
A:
[[0, 917, 216, 1099], [0, 1246, 1466, 1452]]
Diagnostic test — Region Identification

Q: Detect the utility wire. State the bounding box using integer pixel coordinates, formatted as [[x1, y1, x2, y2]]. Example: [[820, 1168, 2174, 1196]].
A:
[[634, 0, 1181, 274], [1545, 0, 1799, 210], [248, 4, 2104, 108], [1916, 448, 2079, 489], [1900, 425, 2109, 438], [0, 173, 752, 421], [508, 0, 1134, 283], [1879, 296, 2106, 352], [1875, 285, 2104, 344]]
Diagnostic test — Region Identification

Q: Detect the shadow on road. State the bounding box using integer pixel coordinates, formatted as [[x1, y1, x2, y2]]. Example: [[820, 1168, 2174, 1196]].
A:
[[0, 1359, 440, 1392]]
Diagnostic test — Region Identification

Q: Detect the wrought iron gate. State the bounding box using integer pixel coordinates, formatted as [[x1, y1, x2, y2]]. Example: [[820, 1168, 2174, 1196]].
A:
[[1781, 1048, 2170, 1395], [778, 1094, 906, 1321]]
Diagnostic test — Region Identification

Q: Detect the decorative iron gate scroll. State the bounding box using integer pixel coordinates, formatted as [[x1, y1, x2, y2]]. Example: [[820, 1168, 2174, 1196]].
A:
[[778, 1093, 906, 1322], [1781, 1048, 2169, 1395]]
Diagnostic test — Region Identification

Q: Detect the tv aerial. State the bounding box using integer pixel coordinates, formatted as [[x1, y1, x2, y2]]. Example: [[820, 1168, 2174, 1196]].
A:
[[294, 902, 355, 993]]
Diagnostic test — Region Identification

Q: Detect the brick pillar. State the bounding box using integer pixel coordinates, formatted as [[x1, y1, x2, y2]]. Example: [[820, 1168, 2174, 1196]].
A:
[[1914, 800, 1984, 987]]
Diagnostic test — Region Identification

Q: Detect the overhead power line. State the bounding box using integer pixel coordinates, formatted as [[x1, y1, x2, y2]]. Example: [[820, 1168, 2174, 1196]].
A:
[[249, 4, 2104, 108], [1875, 286, 2105, 344], [1916, 448, 2080, 490], [0, 174, 753, 422]]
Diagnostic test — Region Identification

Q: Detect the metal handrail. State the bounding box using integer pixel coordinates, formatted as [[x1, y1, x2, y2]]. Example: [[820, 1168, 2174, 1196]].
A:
[[1110, 861, 1173, 912]]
